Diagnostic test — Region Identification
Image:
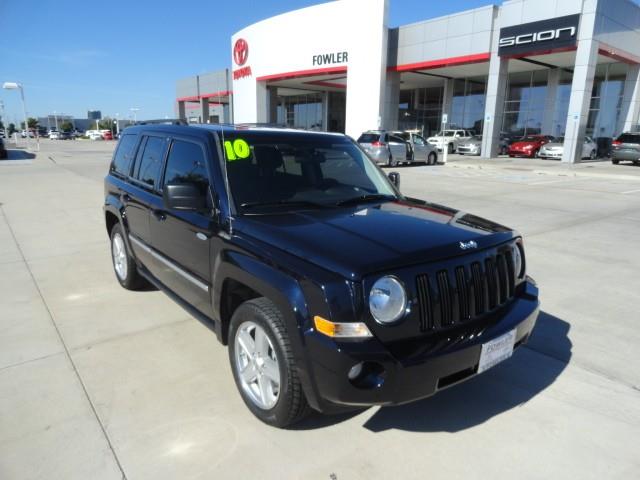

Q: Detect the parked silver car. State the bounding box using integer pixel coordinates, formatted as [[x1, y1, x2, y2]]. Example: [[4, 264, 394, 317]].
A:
[[457, 135, 483, 155], [357, 131, 408, 166], [393, 131, 439, 165], [538, 136, 598, 160], [611, 132, 640, 165]]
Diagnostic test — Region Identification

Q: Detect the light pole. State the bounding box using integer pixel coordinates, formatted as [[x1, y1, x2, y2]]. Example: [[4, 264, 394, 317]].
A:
[[130, 107, 139, 124], [3, 82, 30, 149], [115, 113, 120, 137]]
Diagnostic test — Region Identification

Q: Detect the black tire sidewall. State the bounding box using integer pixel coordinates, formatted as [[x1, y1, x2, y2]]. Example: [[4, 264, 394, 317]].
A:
[[228, 301, 298, 427]]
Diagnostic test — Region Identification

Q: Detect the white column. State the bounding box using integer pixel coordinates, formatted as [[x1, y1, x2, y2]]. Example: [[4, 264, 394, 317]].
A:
[[542, 69, 560, 135], [481, 57, 509, 158], [620, 64, 640, 133], [344, 0, 389, 139], [255, 82, 269, 124], [561, 41, 599, 163]]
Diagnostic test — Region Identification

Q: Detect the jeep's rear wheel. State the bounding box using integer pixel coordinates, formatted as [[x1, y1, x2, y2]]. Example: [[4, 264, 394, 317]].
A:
[[229, 298, 311, 428], [110, 224, 146, 290]]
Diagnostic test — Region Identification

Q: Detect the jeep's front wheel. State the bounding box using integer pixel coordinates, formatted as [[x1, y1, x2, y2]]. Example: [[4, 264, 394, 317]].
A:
[[229, 298, 310, 428], [110, 224, 146, 290]]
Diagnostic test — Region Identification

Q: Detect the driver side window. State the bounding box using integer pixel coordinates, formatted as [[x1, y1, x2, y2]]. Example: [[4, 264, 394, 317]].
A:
[[163, 139, 210, 199]]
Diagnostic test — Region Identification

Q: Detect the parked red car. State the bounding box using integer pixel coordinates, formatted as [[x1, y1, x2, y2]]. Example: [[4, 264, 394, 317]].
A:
[[508, 135, 555, 158], [102, 131, 114, 140]]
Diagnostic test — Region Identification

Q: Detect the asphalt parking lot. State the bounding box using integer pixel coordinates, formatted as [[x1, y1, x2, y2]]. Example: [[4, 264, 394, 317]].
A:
[[1, 139, 639, 480]]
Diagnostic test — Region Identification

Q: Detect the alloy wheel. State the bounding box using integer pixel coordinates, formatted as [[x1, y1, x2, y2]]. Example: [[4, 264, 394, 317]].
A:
[[112, 233, 128, 281], [234, 321, 281, 410]]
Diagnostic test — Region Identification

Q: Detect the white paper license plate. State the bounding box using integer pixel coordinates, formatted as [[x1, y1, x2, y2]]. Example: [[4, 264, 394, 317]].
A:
[[478, 329, 516, 373]]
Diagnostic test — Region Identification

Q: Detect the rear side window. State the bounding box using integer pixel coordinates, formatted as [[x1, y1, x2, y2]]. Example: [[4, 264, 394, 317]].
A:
[[389, 135, 405, 144], [133, 136, 167, 188], [110, 134, 138, 176], [618, 134, 640, 144], [163, 140, 209, 196]]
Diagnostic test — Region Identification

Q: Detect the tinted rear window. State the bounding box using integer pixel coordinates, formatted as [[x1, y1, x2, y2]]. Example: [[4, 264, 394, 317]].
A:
[[110, 134, 138, 176], [358, 133, 381, 143], [617, 134, 640, 144]]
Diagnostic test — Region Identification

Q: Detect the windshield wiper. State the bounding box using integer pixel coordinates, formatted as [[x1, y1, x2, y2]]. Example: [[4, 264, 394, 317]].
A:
[[240, 200, 330, 210], [335, 194, 395, 207]]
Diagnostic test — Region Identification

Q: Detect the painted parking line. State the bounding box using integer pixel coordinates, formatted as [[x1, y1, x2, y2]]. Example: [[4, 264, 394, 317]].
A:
[[621, 188, 640, 195]]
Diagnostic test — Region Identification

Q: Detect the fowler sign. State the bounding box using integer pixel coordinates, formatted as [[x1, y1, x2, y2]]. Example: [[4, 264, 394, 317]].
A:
[[498, 14, 580, 57]]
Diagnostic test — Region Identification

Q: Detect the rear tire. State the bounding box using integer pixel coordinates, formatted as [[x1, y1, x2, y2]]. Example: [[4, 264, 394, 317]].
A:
[[110, 224, 146, 290], [612, 159, 620, 165], [229, 298, 311, 428], [447, 143, 454, 154]]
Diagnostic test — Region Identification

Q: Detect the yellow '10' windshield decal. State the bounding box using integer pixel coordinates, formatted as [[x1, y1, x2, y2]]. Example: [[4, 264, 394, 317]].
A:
[[224, 139, 251, 161]]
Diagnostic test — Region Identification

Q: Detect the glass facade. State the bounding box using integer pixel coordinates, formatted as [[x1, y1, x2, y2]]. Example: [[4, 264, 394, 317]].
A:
[[502, 70, 549, 136], [550, 69, 573, 138], [450, 76, 487, 133], [276, 90, 323, 130], [397, 86, 444, 137], [587, 63, 627, 138]]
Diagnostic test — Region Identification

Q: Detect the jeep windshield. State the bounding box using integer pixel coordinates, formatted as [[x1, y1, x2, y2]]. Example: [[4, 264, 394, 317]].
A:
[[220, 132, 398, 213]]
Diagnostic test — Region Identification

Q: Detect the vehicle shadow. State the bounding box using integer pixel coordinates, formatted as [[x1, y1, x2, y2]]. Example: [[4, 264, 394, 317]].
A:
[[3, 149, 36, 160], [294, 311, 571, 432]]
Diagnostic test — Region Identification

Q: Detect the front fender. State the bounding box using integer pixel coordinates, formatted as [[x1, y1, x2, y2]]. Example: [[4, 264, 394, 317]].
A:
[[212, 248, 329, 411]]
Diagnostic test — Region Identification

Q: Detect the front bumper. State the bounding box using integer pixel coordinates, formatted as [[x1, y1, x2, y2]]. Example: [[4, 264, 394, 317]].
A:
[[303, 280, 539, 412], [457, 146, 480, 155], [509, 150, 535, 157]]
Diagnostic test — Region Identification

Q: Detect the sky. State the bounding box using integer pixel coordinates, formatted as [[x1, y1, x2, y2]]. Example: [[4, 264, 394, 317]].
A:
[[0, 0, 516, 124]]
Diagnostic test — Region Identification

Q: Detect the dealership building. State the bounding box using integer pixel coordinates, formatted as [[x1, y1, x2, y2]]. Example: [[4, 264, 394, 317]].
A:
[[175, 0, 640, 163]]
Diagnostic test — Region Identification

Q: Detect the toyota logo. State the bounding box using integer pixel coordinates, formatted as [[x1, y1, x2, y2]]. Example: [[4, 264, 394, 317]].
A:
[[233, 38, 249, 66]]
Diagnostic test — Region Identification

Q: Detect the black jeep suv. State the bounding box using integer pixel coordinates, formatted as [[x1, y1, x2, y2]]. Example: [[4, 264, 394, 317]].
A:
[[104, 124, 539, 427]]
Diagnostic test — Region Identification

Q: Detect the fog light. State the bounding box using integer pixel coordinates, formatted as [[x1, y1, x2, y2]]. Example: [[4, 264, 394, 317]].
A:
[[348, 362, 363, 380]]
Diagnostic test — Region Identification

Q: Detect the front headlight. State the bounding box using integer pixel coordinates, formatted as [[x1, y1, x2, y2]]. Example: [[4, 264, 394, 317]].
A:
[[369, 276, 407, 324], [512, 240, 525, 279]]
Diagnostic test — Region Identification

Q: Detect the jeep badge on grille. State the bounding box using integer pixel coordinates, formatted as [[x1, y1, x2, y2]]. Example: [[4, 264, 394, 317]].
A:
[[459, 240, 478, 250]]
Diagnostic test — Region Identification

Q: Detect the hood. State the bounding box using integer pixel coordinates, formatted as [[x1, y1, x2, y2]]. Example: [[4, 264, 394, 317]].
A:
[[236, 199, 514, 279], [542, 142, 563, 149]]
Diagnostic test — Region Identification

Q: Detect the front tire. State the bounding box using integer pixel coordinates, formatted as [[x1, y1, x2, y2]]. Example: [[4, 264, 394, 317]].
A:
[[428, 152, 437, 165], [110, 224, 146, 290], [447, 143, 454, 154], [612, 159, 620, 165], [229, 298, 311, 428], [590, 150, 597, 160]]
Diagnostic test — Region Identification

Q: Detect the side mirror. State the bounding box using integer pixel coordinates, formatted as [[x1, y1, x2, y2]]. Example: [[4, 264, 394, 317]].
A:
[[388, 172, 400, 190], [163, 183, 206, 211]]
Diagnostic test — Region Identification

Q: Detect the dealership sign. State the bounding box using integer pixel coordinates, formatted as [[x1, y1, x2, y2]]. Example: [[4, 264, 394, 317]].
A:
[[312, 51, 348, 66], [498, 14, 580, 57], [233, 38, 252, 80]]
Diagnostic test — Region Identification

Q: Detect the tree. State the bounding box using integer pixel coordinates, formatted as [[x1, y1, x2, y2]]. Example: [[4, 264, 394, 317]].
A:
[[59, 121, 74, 133], [27, 117, 38, 129], [8, 123, 16, 135]]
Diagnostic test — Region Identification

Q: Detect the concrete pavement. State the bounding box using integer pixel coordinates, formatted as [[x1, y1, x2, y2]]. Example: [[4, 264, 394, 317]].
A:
[[1, 139, 639, 480]]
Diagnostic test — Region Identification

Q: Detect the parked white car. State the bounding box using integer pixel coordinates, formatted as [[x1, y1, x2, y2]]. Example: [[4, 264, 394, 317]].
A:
[[538, 136, 598, 160], [87, 130, 104, 141], [427, 129, 474, 154], [49, 131, 61, 140]]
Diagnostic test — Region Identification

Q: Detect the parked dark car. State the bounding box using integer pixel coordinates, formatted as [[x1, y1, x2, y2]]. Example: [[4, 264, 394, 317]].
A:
[[104, 125, 539, 427], [611, 132, 640, 165], [508, 135, 555, 158], [0, 138, 7, 159]]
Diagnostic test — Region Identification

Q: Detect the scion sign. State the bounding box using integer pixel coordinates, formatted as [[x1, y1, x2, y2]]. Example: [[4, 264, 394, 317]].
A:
[[498, 14, 580, 57]]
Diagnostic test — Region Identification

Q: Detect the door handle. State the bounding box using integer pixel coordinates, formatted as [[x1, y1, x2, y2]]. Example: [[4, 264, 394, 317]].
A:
[[152, 210, 167, 221]]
